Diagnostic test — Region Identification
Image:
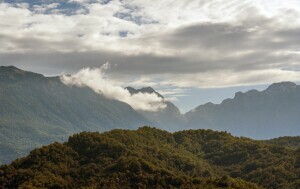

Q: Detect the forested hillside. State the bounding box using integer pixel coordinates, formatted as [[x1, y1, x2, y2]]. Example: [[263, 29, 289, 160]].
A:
[[1, 127, 299, 189], [264, 136, 300, 148]]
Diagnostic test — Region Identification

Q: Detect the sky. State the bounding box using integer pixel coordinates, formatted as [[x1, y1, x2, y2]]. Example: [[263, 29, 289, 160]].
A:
[[1, 0, 300, 112]]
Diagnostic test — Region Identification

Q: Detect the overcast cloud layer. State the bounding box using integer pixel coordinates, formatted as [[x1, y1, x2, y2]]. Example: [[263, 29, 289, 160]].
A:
[[1, 0, 300, 95]]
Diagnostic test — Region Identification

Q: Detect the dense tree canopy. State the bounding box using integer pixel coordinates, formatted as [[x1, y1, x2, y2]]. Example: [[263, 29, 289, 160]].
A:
[[1, 127, 299, 188]]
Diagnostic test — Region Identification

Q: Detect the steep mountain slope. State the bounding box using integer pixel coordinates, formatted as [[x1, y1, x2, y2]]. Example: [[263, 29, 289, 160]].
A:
[[185, 82, 300, 139], [0, 66, 152, 164], [1, 127, 300, 189], [126, 86, 185, 131]]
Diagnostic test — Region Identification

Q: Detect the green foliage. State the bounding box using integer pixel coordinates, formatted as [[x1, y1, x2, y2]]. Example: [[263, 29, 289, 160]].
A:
[[3, 127, 299, 188], [265, 136, 300, 148], [174, 130, 300, 188]]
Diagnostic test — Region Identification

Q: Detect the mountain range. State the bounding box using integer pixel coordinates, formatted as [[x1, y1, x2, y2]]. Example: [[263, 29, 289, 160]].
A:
[[185, 81, 300, 139], [0, 66, 300, 164]]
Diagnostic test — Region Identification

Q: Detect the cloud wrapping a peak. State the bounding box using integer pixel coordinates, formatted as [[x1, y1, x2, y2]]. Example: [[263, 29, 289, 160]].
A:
[[61, 63, 166, 111]]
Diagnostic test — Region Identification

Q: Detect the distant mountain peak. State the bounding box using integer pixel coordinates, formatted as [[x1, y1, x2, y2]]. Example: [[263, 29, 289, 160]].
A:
[[245, 89, 259, 95], [0, 66, 44, 82], [125, 86, 164, 98], [265, 81, 297, 93], [1, 65, 17, 69], [234, 91, 244, 99], [125, 86, 137, 94], [139, 86, 157, 93], [0, 65, 23, 73]]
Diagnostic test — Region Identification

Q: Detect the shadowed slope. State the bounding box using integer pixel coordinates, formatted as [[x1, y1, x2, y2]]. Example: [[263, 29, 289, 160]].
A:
[[0, 66, 152, 164]]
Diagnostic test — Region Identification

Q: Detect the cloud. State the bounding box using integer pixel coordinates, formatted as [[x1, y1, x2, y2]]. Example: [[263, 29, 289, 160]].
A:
[[160, 69, 300, 88], [32, 3, 60, 13], [60, 62, 166, 111], [1, 0, 300, 92], [156, 88, 189, 102]]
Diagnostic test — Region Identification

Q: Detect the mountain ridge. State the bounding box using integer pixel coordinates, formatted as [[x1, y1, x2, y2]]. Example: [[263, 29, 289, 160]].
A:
[[185, 81, 300, 139], [187, 81, 299, 113], [1, 66, 300, 164], [125, 86, 164, 98], [0, 66, 153, 164]]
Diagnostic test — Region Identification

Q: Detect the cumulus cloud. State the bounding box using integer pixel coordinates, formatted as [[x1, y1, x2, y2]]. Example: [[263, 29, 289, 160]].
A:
[[32, 3, 60, 13], [60, 63, 166, 111], [1, 0, 300, 93]]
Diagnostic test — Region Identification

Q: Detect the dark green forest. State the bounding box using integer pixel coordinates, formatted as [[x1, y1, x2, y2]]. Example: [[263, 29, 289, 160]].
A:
[[1, 127, 299, 189]]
